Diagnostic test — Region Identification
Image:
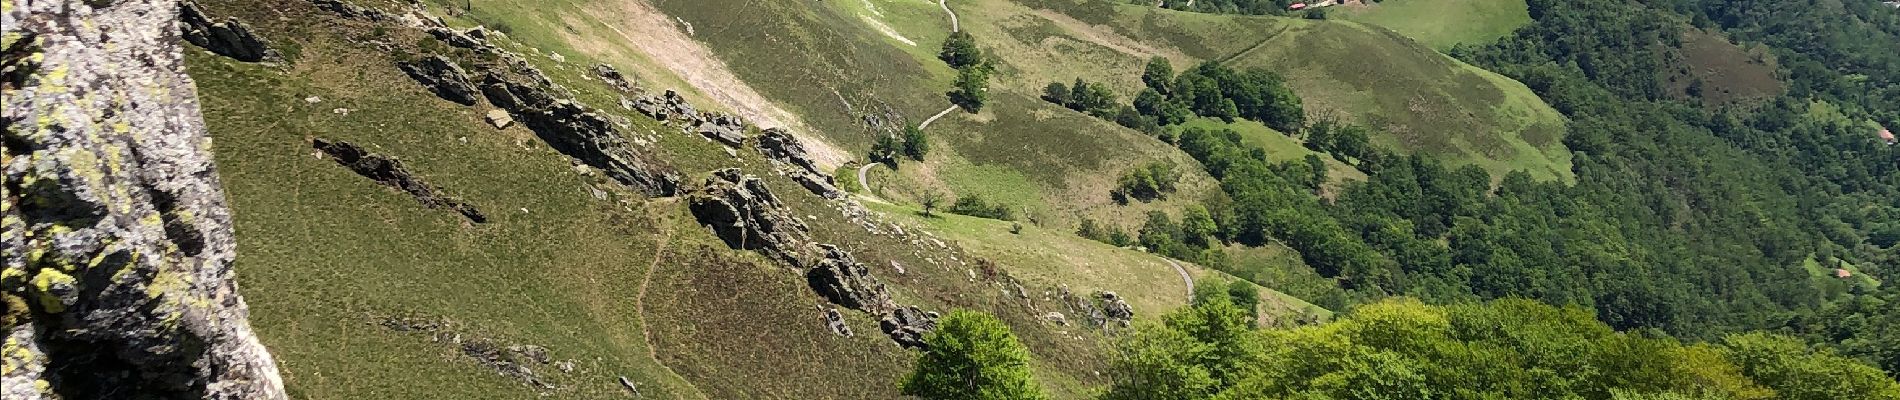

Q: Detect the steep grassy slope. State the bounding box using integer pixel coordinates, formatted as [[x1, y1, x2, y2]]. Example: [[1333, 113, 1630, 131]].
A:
[[648, 0, 1225, 232], [1008, 0, 1572, 182], [1334, 0, 1533, 51], [186, 1, 1313, 398]]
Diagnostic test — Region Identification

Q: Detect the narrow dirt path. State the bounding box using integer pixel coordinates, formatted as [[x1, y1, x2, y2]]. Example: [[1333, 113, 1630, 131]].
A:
[[856, 162, 883, 200], [1161, 257, 1194, 301], [940, 0, 960, 33], [918, 105, 958, 130]]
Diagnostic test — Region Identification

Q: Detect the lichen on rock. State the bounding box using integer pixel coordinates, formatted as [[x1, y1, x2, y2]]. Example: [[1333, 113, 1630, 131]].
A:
[[1, 0, 286, 398]]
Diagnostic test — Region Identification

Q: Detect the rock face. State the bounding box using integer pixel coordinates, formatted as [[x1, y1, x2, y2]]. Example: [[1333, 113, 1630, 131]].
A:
[[806, 244, 893, 312], [688, 169, 812, 264], [594, 63, 633, 92], [879, 306, 941, 349], [399, 55, 481, 106], [696, 114, 748, 148], [757, 128, 844, 199], [1058, 286, 1135, 328], [1, 1, 286, 399], [180, 1, 280, 62], [482, 75, 681, 196], [686, 169, 943, 347], [312, 139, 488, 223]]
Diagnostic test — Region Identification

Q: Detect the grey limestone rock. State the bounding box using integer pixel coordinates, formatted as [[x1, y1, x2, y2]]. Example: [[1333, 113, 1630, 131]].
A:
[[399, 55, 481, 106], [2, 0, 286, 398], [481, 75, 681, 196], [312, 138, 488, 223], [688, 169, 812, 264], [180, 1, 281, 62]]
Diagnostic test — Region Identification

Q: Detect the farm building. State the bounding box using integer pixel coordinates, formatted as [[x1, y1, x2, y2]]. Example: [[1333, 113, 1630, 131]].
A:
[[1879, 126, 1895, 144], [1835, 268, 1854, 279], [1289, 3, 1308, 10]]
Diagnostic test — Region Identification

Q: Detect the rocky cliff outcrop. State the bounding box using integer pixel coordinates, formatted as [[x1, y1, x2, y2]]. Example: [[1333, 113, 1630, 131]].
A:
[[688, 169, 813, 265], [757, 128, 844, 199], [482, 73, 682, 196], [399, 55, 481, 106], [1, 0, 286, 399], [180, 1, 280, 62], [312, 138, 487, 223]]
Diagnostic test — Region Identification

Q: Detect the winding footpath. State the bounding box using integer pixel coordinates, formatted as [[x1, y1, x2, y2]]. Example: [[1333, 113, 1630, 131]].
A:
[[857, 2, 964, 198], [940, 0, 960, 33]]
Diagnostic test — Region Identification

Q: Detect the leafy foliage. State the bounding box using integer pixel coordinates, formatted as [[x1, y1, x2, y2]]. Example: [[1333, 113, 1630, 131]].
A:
[[949, 194, 1016, 221], [1115, 161, 1180, 202], [1108, 297, 1900, 400], [901, 310, 1048, 400]]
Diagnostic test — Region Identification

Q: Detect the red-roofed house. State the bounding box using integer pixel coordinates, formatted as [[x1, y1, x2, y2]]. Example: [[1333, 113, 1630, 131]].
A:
[[1880, 126, 1896, 145], [1289, 3, 1308, 10]]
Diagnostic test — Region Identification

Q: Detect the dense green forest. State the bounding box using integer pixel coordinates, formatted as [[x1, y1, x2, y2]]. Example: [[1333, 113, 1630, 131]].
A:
[[1053, 0, 1900, 379], [906, 285, 1900, 399]]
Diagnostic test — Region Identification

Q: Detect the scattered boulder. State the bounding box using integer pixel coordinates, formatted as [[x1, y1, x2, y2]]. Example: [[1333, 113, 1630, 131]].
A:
[[312, 138, 488, 223], [1057, 286, 1135, 329], [180, 1, 280, 62], [594, 63, 634, 92], [824, 308, 854, 337], [486, 109, 514, 129], [687, 169, 813, 263], [1043, 312, 1069, 326], [460, 340, 556, 390], [399, 55, 481, 106]]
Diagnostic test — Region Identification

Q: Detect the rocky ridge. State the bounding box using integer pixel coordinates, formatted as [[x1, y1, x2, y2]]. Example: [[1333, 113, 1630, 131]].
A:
[[2, 0, 285, 398], [312, 138, 488, 223]]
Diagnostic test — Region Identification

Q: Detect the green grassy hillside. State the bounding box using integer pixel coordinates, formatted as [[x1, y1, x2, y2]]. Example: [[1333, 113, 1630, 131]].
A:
[[184, 1, 1317, 398], [1225, 19, 1573, 182], [1335, 0, 1533, 51], [996, 1, 1572, 182]]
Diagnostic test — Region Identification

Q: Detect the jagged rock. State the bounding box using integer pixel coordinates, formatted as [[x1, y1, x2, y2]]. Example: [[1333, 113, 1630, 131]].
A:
[[427, 26, 486, 50], [806, 244, 894, 313], [1099, 291, 1134, 327], [879, 306, 941, 350], [481, 75, 681, 196], [2, 1, 285, 398], [460, 340, 556, 389], [313, 139, 488, 223], [687, 169, 812, 263], [487, 109, 514, 129], [824, 308, 853, 337], [180, 1, 281, 62], [757, 128, 844, 199], [594, 63, 634, 92], [697, 121, 746, 147], [630, 89, 703, 124], [1043, 312, 1070, 326], [399, 55, 481, 106], [311, 0, 391, 21]]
